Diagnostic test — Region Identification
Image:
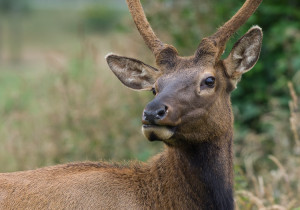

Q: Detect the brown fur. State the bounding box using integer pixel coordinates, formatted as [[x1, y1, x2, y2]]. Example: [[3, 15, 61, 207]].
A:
[[0, 0, 263, 209]]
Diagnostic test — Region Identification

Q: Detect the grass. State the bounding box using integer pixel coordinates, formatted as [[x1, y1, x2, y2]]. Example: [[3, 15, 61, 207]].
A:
[[0, 36, 161, 171]]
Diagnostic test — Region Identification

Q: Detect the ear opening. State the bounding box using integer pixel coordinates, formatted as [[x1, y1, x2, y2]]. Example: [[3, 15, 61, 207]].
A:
[[223, 26, 263, 80], [106, 54, 162, 90]]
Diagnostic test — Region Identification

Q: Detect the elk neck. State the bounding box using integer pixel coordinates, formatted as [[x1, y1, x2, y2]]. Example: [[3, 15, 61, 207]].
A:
[[145, 127, 234, 209]]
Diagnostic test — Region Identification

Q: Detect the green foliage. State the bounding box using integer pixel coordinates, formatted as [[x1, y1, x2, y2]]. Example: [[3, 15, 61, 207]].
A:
[[234, 0, 300, 126]]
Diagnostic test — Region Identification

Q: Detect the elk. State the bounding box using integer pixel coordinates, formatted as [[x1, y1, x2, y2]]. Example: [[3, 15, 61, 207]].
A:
[[0, 0, 263, 209]]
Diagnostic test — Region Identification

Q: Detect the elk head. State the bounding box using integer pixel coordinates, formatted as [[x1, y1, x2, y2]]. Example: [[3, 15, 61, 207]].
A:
[[106, 0, 263, 146]]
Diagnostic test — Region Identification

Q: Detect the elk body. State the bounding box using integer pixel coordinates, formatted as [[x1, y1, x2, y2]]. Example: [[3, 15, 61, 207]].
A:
[[0, 0, 263, 209]]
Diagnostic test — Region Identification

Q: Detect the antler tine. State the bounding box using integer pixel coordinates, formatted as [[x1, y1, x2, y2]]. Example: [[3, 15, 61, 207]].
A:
[[126, 0, 165, 58], [208, 0, 262, 59]]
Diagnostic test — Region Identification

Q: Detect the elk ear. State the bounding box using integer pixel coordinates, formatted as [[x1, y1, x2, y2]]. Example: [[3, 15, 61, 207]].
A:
[[106, 54, 162, 90], [223, 26, 263, 82]]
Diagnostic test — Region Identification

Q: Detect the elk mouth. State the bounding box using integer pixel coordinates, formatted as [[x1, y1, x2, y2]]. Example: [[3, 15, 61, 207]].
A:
[[142, 124, 175, 141]]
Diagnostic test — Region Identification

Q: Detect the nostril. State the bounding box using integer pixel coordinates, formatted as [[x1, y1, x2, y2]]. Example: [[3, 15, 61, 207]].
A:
[[157, 110, 165, 117], [156, 105, 168, 119], [143, 105, 169, 124]]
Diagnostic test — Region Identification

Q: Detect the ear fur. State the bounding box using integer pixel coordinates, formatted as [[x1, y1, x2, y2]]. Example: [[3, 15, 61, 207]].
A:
[[224, 26, 263, 81], [106, 54, 162, 90]]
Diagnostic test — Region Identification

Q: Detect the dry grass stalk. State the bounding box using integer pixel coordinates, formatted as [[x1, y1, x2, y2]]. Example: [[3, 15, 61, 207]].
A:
[[268, 155, 289, 183], [288, 82, 300, 146]]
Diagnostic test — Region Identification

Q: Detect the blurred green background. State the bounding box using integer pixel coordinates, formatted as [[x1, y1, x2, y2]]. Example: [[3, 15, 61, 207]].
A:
[[0, 0, 299, 208]]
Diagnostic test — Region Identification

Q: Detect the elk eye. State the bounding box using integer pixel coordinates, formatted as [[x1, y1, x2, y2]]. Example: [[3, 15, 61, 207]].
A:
[[151, 88, 157, 95], [204, 77, 215, 87]]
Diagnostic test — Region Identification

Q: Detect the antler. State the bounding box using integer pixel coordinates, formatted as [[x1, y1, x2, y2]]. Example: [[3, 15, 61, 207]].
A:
[[126, 0, 166, 58], [127, 0, 262, 64], [200, 0, 263, 60]]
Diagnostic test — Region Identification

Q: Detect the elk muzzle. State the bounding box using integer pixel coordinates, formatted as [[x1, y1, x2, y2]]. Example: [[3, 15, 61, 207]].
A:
[[143, 105, 168, 124], [142, 100, 180, 141]]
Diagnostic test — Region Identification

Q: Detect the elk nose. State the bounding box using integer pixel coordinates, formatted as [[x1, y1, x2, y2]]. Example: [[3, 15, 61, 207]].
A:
[[143, 105, 168, 124]]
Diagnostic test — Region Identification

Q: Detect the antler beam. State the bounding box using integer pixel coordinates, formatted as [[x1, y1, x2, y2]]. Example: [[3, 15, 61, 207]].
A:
[[126, 0, 165, 57]]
